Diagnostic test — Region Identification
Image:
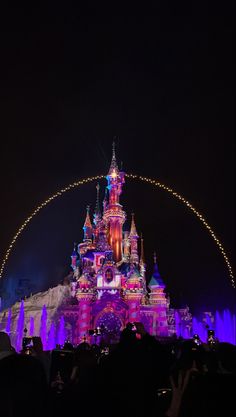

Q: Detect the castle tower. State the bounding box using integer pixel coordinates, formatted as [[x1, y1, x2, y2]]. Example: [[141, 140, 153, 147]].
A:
[[93, 183, 102, 244], [103, 143, 126, 263], [139, 234, 146, 278], [83, 206, 93, 242], [125, 267, 143, 322], [76, 274, 93, 343], [149, 253, 169, 336], [123, 231, 130, 262], [71, 243, 77, 271], [129, 213, 139, 265], [93, 183, 101, 226]]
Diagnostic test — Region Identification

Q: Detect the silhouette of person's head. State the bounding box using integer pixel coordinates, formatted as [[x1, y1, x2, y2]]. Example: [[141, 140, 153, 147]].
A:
[[0, 332, 14, 352]]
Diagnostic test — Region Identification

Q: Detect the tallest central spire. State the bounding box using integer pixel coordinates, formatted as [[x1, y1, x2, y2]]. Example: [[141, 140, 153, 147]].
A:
[[103, 143, 126, 262], [108, 141, 119, 176]]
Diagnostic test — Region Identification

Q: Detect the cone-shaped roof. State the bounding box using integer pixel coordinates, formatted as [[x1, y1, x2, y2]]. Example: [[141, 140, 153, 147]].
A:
[[129, 213, 139, 238], [149, 253, 164, 287], [140, 234, 145, 264], [83, 206, 92, 229], [94, 183, 101, 218], [108, 141, 119, 176]]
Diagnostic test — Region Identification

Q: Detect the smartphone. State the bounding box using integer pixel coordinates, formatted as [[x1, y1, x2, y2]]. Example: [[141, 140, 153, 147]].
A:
[[50, 349, 74, 385]]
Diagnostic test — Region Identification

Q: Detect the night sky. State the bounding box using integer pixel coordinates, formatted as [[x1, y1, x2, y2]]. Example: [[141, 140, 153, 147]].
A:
[[0, 4, 235, 314]]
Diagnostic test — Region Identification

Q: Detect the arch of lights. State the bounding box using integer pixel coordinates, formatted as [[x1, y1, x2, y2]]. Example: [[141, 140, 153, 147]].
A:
[[0, 174, 234, 288]]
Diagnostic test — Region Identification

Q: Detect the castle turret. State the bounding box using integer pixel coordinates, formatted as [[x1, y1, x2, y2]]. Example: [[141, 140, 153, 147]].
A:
[[93, 183, 102, 244], [129, 213, 139, 264], [103, 143, 126, 263], [76, 274, 94, 343], [93, 183, 101, 226], [123, 231, 130, 262], [125, 266, 143, 321], [83, 206, 93, 241], [149, 253, 169, 336], [71, 243, 77, 271], [139, 234, 146, 278]]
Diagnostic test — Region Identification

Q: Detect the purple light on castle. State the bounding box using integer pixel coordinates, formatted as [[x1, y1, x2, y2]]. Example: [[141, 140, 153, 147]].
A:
[[191, 310, 236, 345], [29, 316, 34, 336], [40, 305, 47, 350], [5, 308, 11, 335], [1, 144, 235, 348], [57, 316, 65, 346], [16, 300, 24, 352], [47, 321, 56, 350]]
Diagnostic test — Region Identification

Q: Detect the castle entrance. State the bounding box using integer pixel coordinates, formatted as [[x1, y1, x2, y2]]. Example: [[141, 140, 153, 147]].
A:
[[95, 311, 123, 344]]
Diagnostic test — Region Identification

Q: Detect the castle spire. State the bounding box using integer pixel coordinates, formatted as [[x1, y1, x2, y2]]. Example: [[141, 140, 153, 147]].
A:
[[71, 242, 77, 270], [149, 252, 164, 287], [83, 206, 93, 241], [84, 205, 92, 228], [103, 143, 126, 262], [95, 183, 100, 215], [129, 213, 139, 264], [140, 234, 145, 265], [94, 183, 101, 225], [129, 213, 139, 238], [103, 188, 108, 212], [108, 141, 119, 176]]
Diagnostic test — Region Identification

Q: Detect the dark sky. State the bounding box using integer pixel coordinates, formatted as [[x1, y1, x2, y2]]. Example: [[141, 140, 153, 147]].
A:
[[0, 4, 235, 314]]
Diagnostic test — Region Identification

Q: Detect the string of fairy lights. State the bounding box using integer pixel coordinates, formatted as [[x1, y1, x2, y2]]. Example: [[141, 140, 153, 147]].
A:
[[126, 174, 235, 288], [0, 175, 104, 280], [0, 174, 234, 289]]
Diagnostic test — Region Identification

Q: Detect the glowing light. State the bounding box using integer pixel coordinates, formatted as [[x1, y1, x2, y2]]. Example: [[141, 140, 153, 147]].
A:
[[111, 169, 117, 178], [0, 173, 234, 289], [0, 175, 104, 279], [127, 174, 235, 288]]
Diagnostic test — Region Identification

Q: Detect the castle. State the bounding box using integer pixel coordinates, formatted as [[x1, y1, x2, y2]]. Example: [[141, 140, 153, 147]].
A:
[[0, 145, 194, 349], [61, 144, 191, 344]]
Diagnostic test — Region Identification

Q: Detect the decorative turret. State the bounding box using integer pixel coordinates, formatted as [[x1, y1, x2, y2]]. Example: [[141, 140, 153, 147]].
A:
[[76, 274, 94, 301], [129, 213, 139, 264], [93, 183, 101, 226], [76, 274, 94, 344], [125, 266, 143, 322], [103, 143, 126, 263], [108, 141, 119, 177], [126, 268, 142, 292], [103, 188, 108, 212], [83, 206, 93, 241], [139, 234, 146, 278], [149, 253, 168, 336], [149, 252, 164, 290], [71, 243, 78, 271], [77, 274, 91, 292], [123, 231, 130, 262]]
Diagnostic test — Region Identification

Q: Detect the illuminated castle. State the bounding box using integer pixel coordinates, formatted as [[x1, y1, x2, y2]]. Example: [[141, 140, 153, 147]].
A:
[[0, 144, 194, 349], [62, 144, 174, 343]]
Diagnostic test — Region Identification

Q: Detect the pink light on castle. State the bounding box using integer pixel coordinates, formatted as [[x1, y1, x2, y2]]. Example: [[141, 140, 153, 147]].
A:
[[60, 143, 177, 344]]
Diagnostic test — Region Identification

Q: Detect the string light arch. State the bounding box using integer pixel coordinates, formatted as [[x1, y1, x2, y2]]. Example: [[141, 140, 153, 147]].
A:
[[0, 174, 234, 288]]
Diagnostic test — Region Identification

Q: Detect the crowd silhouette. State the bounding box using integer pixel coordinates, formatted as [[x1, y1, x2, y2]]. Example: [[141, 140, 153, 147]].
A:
[[0, 323, 236, 417]]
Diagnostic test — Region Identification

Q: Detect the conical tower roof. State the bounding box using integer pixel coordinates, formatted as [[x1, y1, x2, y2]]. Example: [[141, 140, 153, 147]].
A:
[[149, 253, 164, 288], [83, 206, 92, 229], [94, 183, 101, 218], [108, 141, 119, 176], [129, 213, 139, 238]]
